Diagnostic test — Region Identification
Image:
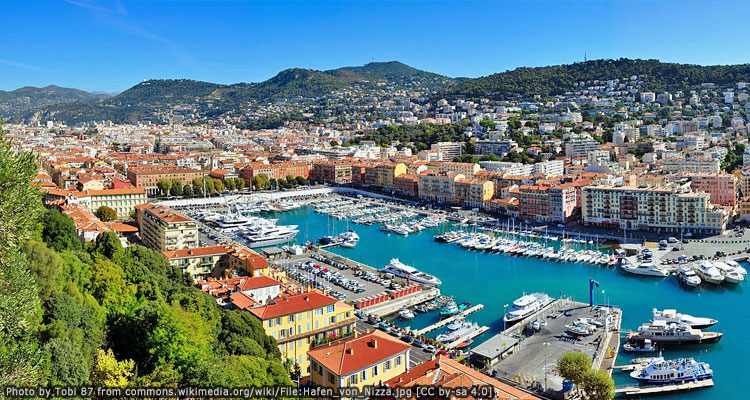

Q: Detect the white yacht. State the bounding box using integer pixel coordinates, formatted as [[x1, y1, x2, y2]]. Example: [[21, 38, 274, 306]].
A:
[[652, 308, 718, 330], [693, 261, 724, 284], [380, 258, 442, 286], [436, 319, 480, 343], [340, 230, 360, 241], [722, 258, 747, 276], [620, 261, 669, 277], [676, 264, 701, 287], [398, 308, 416, 319], [711, 260, 744, 284], [503, 292, 554, 324]]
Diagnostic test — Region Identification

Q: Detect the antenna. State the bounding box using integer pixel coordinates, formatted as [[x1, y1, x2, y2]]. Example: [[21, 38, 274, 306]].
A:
[[584, 52, 587, 62]]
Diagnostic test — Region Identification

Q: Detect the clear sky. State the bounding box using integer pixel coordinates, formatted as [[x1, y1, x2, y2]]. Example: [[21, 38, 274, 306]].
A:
[[1, 0, 749, 93]]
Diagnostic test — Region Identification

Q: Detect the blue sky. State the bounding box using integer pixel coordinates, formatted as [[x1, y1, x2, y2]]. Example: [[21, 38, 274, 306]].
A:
[[1, 0, 749, 93]]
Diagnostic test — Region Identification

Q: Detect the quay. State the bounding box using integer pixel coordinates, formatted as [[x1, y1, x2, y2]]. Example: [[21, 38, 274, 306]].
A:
[[414, 304, 485, 335], [480, 299, 623, 393], [615, 379, 714, 396], [362, 288, 440, 317]]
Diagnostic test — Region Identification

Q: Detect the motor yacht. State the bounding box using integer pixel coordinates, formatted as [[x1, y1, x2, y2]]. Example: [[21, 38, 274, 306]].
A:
[[676, 264, 701, 287], [380, 258, 442, 286], [652, 308, 718, 329], [620, 261, 669, 277], [630, 358, 712, 384], [503, 292, 554, 325], [693, 261, 724, 284]]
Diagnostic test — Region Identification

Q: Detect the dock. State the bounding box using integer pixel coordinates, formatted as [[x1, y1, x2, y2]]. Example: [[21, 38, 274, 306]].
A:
[[615, 379, 714, 396], [445, 325, 489, 350], [612, 364, 640, 372], [414, 304, 484, 335]]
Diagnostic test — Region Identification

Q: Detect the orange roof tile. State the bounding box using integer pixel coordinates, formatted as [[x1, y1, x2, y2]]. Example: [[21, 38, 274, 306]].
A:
[[308, 330, 411, 376]]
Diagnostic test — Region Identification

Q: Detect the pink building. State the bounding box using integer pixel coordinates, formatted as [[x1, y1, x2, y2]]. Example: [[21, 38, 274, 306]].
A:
[[685, 173, 737, 207]]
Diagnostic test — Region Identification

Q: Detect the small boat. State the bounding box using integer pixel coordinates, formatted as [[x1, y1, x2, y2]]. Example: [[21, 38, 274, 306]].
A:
[[414, 305, 428, 313], [630, 358, 713, 384], [339, 240, 357, 248], [439, 301, 470, 319], [631, 356, 664, 365], [399, 308, 416, 320], [621, 261, 669, 277], [623, 339, 657, 353], [436, 319, 480, 343], [565, 322, 592, 336]]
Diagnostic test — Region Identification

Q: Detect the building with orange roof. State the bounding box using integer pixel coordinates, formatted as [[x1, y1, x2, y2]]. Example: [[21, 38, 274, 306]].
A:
[[313, 161, 353, 184], [250, 291, 356, 375], [394, 173, 419, 198], [43, 187, 148, 219], [385, 354, 541, 400], [126, 165, 204, 196], [437, 161, 480, 177], [308, 330, 410, 391], [418, 170, 464, 204], [137, 204, 198, 251], [455, 178, 494, 208]]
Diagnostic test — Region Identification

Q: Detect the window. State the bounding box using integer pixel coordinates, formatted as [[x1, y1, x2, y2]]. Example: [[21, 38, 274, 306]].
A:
[[268, 319, 274, 328], [330, 316, 337, 324], [315, 308, 324, 316], [326, 305, 335, 313], [328, 371, 335, 384], [360, 370, 367, 381], [395, 355, 401, 367], [385, 360, 391, 371], [275, 317, 282, 326], [348, 375, 357, 385], [372, 365, 378, 377], [288, 314, 295, 323]]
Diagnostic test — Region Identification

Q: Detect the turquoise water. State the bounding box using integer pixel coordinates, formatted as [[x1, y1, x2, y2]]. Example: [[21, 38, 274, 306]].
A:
[[274, 206, 746, 399]]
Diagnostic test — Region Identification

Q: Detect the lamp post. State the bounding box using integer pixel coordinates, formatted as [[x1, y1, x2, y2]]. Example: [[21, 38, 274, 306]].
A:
[[503, 304, 509, 330], [543, 342, 551, 391]]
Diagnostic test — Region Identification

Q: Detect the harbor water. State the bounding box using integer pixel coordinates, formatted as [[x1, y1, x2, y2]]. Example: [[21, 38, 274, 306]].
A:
[[274, 205, 746, 399]]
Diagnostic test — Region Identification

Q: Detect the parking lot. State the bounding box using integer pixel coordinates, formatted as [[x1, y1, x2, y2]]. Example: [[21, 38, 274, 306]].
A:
[[276, 252, 410, 303]]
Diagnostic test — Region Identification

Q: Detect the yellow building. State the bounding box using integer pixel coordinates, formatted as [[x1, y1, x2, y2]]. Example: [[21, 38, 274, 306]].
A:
[[308, 330, 410, 393], [249, 291, 356, 375], [437, 162, 480, 177], [137, 204, 198, 252], [85, 187, 147, 218], [375, 162, 407, 190], [455, 178, 494, 208], [417, 170, 464, 204]]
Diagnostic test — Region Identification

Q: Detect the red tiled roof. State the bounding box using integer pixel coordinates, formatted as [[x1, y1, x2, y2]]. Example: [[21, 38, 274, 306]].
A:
[[248, 291, 338, 319], [307, 330, 411, 376]]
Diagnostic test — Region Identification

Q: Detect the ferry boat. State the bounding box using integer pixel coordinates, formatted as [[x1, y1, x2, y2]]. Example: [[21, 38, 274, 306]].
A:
[[436, 319, 480, 343], [652, 309, 718, 329], [630, 358, 713, 384], [676, 264, 701, 287], [380, 258, 442, 286], [620, 261, 669, 277], [503, 292, 554, 325], [627, 320, 723, 346], [439, 300, 470, 319]]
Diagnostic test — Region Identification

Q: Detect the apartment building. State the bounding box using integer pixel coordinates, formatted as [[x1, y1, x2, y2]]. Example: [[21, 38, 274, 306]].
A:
[[375, 162, 407, 190], [437, 162, 480, 177], [417, 171, 464, 204], [137, 204, 198, 252], [455, 178, 494, 208], [393, 173, 419, 198], [313, 162, 352, 184], [480, 160, 564, 177], [127, 166, 204, 196], [44, 187, 147, 219], [430, 141, 462, 161], [161, 244, 270, 281], [683, 173, 738, 207], [249, 291, 356, 374], [239, 162, 311, 183], [308, 330, 410, 392], [661, 157, 720, 174], [582, 185, 728, 233], [548, 184, 578, 222], [565, 139, 601, 158]]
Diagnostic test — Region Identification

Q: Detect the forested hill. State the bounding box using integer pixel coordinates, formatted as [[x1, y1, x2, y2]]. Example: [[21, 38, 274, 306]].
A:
[[0, 85, 109, 118], [441, 58, 750, 99], [13, 61, 455, 125]]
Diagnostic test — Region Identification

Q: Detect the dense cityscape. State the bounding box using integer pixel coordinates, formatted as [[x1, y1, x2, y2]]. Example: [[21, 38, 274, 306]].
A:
[[3, 2, 750, 400]]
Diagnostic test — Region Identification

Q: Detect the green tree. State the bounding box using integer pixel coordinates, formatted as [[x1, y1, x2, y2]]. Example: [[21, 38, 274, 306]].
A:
[[479, 119, 496, 130], [582, 369, 615, 400], [252, 174, 269, 190], [90, 348, 134, 387], [285, 175, 296, 187], [295, 176, 307, 186], [171, 178, 182, 192], [193, 185, 203, 197], [557, 352, 592, 390], [89, 259, 135, 313], [156, 178, 172, 196], [43, 337, 91, 386], [40, 209, 81, 252], [182, 184, 192, 197], [0, 130, 43, 253], [94, 231, 123, 259], [22, 240, 63, 300], [204, 178, 216, 194], [234, 177, 245, 191], [224, 178, 235, 191], [213, 178, 224, 193], [170, 183, 183, 197], [96, 206, 117, 222]]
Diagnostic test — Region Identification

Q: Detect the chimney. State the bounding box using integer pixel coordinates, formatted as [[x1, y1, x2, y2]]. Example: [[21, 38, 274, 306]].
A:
[[354, 331, 358, 338]]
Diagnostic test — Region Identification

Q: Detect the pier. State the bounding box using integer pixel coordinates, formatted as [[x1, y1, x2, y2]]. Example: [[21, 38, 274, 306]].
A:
[[445, 325, 489, 350], [414, 304, 484, 335], [615, 379, 714, 396], [611, 364, 640, 372]]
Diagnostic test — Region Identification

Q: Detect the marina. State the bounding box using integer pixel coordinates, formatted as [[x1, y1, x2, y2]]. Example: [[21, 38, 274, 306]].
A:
[[193, 196, 745, 399]]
